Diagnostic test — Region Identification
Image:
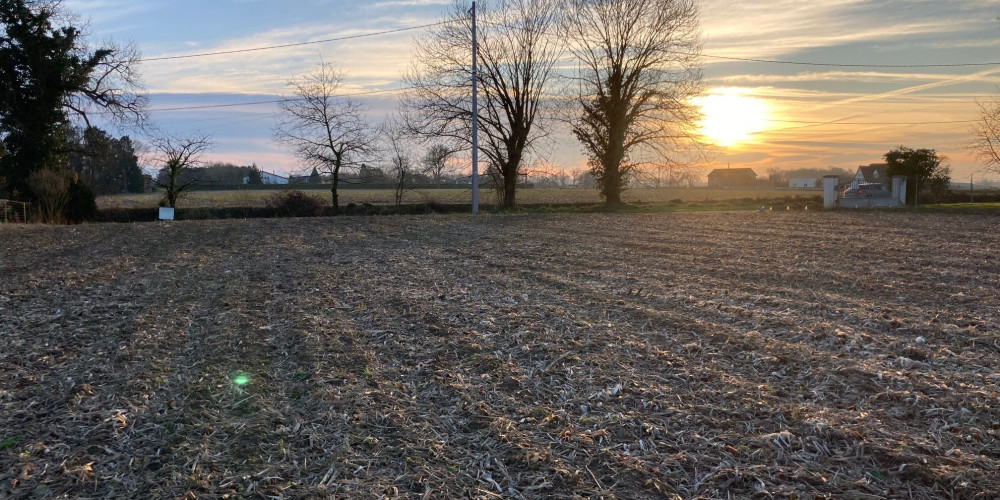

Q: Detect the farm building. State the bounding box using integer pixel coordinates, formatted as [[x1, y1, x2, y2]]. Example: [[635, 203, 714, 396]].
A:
[[707, 168, 757, 188], [243, 171, 289, 185], [789, 177, 819, 188], [851, 163, 887, 189], [261, 171, 289, 185]]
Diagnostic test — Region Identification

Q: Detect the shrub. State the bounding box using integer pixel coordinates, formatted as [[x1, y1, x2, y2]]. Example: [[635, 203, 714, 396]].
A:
[[266, 190, 324, 217], [27, 168, 69, 223], [64, 178, 97, 223]]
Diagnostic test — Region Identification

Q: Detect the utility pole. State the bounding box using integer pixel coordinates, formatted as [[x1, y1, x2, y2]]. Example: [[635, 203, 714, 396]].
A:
[[470, 1, 480, 214], [971, 173, 975, 204]]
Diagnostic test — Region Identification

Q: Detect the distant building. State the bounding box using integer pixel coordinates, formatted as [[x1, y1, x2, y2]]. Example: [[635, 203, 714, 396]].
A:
[[788, 177, 819, 188], [243, 171, 289, 185], [289, 169, 323, 184], [852, 163, 887, 189], [707, 168, 757, 188], [261, 171, 288, 185]]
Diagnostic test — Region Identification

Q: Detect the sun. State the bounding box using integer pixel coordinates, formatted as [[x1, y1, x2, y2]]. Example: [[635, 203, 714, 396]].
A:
[[695, 89, 769, 147]]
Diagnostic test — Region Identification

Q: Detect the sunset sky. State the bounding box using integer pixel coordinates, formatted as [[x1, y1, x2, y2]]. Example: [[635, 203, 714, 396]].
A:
[[70, 0, 1000, 181]]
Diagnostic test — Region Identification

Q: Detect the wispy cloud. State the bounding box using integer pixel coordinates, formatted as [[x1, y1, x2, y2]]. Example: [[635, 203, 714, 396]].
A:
[[140, 19, 429, 94], [712, 71, 1000, 86], [63, 0, 161, 27], [700, 0, 990, 58]]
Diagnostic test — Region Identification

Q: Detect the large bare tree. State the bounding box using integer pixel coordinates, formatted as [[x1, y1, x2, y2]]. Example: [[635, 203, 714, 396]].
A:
[[402, 0, 561, 209], [971, 96, 1000, 175], [274, 63, 376, 214], [562, 0, 703, 205]]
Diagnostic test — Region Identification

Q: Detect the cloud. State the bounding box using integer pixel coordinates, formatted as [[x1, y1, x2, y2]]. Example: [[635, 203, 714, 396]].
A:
[[63, 0, 161, 26], [119, 0, 1000, 178], [711, 71, 1000, 86], [699, 0, 990, 59], [138, 14, 437, 94]]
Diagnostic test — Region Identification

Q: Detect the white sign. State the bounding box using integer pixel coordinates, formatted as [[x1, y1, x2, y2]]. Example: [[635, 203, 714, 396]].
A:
[[158, 207, 175, 221]]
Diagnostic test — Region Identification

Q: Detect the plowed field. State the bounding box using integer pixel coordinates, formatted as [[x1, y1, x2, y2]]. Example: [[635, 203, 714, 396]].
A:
[[1, 212, 998, 499]]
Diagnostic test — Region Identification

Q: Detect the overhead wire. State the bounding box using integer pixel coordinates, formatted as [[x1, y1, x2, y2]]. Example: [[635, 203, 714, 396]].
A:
[[88, 86, 415, 115]]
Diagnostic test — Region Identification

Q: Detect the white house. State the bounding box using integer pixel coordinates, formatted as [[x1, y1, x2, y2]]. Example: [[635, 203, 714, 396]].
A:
[[788, 177, 818, 188], [261, 171, 288, 185], [243, 171, 289, 185]]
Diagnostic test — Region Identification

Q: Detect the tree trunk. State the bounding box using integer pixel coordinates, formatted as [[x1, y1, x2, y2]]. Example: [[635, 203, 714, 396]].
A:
[[395, 171, 405, 206], [602, 165, 623, 206], [331, 162, 340, 215], [502, 172, 517, 209]]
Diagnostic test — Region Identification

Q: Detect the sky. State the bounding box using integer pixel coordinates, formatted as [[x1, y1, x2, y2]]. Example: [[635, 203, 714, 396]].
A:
[[69, 0, 1000, 181]]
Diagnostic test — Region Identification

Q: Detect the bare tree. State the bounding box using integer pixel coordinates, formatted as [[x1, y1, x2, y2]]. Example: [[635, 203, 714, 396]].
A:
[[562, 0, 703, 205], [421, 143, 460, 185], [152, 133, 212, 209], [274, 63, 376, 214], [383, 118, 415, 206], [639, 160, 703, 188], [972, 96, 1000, 175], [65, 40, 148, 129], [571, 168, 596, 188], [402, 0, 561, 209]]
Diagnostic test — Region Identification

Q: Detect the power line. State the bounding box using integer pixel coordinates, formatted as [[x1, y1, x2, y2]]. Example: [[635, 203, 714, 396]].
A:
[[140, 86, 414, 113], [138, 20, 457, 62]]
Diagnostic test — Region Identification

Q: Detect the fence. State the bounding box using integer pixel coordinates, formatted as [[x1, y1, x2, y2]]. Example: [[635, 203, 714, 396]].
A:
[[0, 200, 30, 223]]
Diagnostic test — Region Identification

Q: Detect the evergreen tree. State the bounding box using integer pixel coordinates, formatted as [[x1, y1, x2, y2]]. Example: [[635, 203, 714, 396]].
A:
[[0, 0, 144, 202]]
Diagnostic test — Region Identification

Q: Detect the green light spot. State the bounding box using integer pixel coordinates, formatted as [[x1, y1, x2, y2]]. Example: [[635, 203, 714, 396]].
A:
[[233, 373, 250, 386]]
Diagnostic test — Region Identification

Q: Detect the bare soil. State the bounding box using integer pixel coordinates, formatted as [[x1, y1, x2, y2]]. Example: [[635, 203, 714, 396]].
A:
[[1, 212, 998, 499]]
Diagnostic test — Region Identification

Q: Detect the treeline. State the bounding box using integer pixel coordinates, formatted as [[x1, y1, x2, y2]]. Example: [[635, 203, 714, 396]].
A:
[[66, 127, 144, 196], [155, 163, 259, 188], [153, 163, 454, 191]]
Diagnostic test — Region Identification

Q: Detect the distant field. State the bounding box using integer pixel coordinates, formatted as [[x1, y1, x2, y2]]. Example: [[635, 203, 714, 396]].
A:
[[97, 187, 821, 209]]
